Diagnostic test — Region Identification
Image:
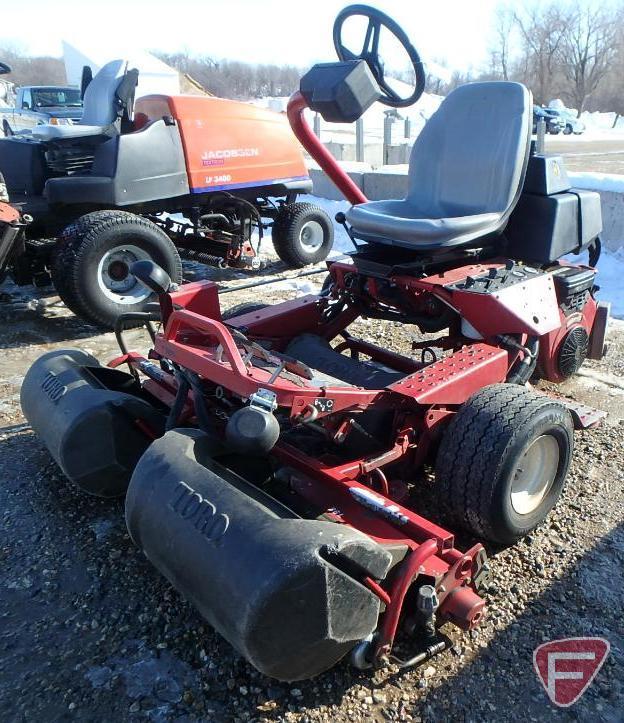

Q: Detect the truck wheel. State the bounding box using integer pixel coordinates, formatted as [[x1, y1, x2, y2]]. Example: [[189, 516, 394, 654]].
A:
[[51, 210, 182, 328], [2, 120, 13, 137], [272, 202, 334, 268], [435, 384, 574, 545]]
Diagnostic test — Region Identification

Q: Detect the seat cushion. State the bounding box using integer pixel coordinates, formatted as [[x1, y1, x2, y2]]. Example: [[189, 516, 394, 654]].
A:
[[346, 82, 532, 252], [30, 124, 108, 141], [346, 199, 501, 250]]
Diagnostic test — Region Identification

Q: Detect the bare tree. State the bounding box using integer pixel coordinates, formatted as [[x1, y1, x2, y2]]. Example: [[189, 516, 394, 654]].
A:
[[514, 3, 569, 105], [155, 52, 302, 100], [0, 45, 66, 86], [557, 3, 621, 116], [490, 5, 515, 80], [593, 33, 624, 126]]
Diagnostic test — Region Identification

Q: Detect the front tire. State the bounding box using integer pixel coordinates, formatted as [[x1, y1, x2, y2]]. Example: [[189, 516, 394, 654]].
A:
[[435, 384, 574, 545], [51, 210, 182, 328], [271, 202, 334, 267]]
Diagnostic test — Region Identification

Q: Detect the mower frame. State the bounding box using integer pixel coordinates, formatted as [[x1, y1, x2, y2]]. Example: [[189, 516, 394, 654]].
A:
[[105, 247, 599, 665]]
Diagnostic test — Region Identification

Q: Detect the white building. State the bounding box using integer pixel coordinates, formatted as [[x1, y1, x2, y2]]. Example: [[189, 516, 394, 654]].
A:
[[62, 41, 180, 97]]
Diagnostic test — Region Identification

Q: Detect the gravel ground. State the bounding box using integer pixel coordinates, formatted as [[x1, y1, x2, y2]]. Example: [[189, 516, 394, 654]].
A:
[[0, 266, 622, 722]]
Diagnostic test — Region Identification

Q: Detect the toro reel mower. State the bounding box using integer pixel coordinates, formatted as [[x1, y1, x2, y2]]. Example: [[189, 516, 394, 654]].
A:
[[0, 59, 333, 328], [21, 6, 610, 681]]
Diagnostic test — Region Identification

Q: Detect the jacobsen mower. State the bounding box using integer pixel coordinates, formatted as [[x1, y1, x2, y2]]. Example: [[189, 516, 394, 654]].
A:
[[0, 59, 333, 327], [21, 6, 610, 681]]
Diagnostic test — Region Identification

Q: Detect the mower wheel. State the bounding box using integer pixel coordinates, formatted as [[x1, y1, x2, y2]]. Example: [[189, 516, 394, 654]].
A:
[[272, 202, 334, 267], [435, 384, 574, 545], [51, 211, 182, 328]]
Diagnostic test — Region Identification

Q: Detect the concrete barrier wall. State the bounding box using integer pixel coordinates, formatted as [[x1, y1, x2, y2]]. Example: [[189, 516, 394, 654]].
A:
[[593, 191, 624, 247], [310, 167, 623, 252], [310, 167, 407, 202], [321, 142, 411, 168]]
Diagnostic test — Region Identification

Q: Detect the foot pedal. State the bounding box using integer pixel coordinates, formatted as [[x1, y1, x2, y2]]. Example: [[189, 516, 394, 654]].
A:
[[532, 387, 606, 429], [561, 399, 607, 429]]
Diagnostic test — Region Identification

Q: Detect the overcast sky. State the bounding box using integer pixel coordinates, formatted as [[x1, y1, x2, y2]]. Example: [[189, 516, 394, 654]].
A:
[[0, 0, 509, 74]]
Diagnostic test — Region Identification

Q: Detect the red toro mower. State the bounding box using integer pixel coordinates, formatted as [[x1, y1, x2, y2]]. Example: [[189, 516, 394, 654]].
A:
[[21, 6, 610, 681]]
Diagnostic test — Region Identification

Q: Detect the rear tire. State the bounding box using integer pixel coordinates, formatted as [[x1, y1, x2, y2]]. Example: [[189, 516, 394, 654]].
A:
[[271, 202, 334, 267], [2, 120, 13, 137], [51, 211, 182, 328], [435, 384, 574, 545]]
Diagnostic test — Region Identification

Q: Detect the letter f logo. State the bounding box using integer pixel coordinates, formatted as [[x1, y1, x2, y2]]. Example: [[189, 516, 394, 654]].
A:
[[533, 638, 610, 707]]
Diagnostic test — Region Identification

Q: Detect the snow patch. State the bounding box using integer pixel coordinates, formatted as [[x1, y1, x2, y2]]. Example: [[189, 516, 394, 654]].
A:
[[565, 247, 624, 319], [568, 172, 624, 194]]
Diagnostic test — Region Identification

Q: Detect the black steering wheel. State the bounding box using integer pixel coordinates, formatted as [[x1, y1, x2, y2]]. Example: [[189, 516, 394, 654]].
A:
[[333, 4, 425, 108], [0, 62, 11, 76]]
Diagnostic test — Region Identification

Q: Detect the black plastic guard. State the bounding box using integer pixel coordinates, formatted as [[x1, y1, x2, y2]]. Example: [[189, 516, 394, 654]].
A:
[[125, 429, 393, 680], [20, 349, 164, 497]]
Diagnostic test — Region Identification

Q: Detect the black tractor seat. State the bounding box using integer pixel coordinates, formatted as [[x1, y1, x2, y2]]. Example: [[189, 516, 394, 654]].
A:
[[346, 82, 532, 252], [31, 60, 138, 142]]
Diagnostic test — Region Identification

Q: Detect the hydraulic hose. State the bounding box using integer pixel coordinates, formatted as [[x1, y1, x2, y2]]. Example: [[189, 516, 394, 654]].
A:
[[166, 371, 191, 431], [503, 336, 539, 384]]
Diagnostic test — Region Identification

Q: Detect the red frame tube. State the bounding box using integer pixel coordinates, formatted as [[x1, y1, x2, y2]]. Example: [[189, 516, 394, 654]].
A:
[[374, 539, 438, 659], [287, 91, 368, 205], [364, 576, 392, 607]]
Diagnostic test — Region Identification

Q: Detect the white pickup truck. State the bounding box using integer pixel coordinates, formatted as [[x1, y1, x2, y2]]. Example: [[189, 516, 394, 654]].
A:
[[1, 85, 83, 136]]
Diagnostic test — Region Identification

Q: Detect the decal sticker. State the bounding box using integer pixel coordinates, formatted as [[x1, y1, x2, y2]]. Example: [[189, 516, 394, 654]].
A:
[[313, 398, 334, 413]]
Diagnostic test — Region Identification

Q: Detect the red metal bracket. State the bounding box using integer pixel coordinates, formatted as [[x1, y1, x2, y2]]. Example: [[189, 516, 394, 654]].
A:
[[388, 343, 509, 405], [287, 91, 367, 206]]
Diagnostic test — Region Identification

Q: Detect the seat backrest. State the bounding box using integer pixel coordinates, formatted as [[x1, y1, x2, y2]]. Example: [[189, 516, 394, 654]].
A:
[[407, 82, 531, 219], [80, 59, 128, 126]]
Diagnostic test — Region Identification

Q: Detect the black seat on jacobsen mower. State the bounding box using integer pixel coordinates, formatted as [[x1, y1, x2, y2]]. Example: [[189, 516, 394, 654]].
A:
[[346, 82, 532, 250]]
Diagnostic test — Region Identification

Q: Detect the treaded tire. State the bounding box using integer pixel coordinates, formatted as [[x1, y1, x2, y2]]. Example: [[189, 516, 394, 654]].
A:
[[271, 202, 334, 268], [435, 384, 574, 545], [222, 302, 269, 320], [51, 211, 182, 328]]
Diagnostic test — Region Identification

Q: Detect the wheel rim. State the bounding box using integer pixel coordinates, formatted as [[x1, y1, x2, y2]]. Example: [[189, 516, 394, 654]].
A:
[[96, 244, 152, 304], [510, 434, 560, 515], [298, 220, 324, 253]]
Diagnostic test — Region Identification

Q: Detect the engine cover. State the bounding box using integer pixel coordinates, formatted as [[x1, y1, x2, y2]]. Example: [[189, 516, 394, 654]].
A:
[[558, 326, 589, 378]]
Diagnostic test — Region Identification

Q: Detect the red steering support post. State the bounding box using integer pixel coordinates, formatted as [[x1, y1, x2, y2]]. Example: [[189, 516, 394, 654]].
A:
[[287, 91, 368, 206]]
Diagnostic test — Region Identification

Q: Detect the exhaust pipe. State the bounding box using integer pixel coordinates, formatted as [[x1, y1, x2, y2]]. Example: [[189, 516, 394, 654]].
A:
[[125, 428, 393, 681]]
